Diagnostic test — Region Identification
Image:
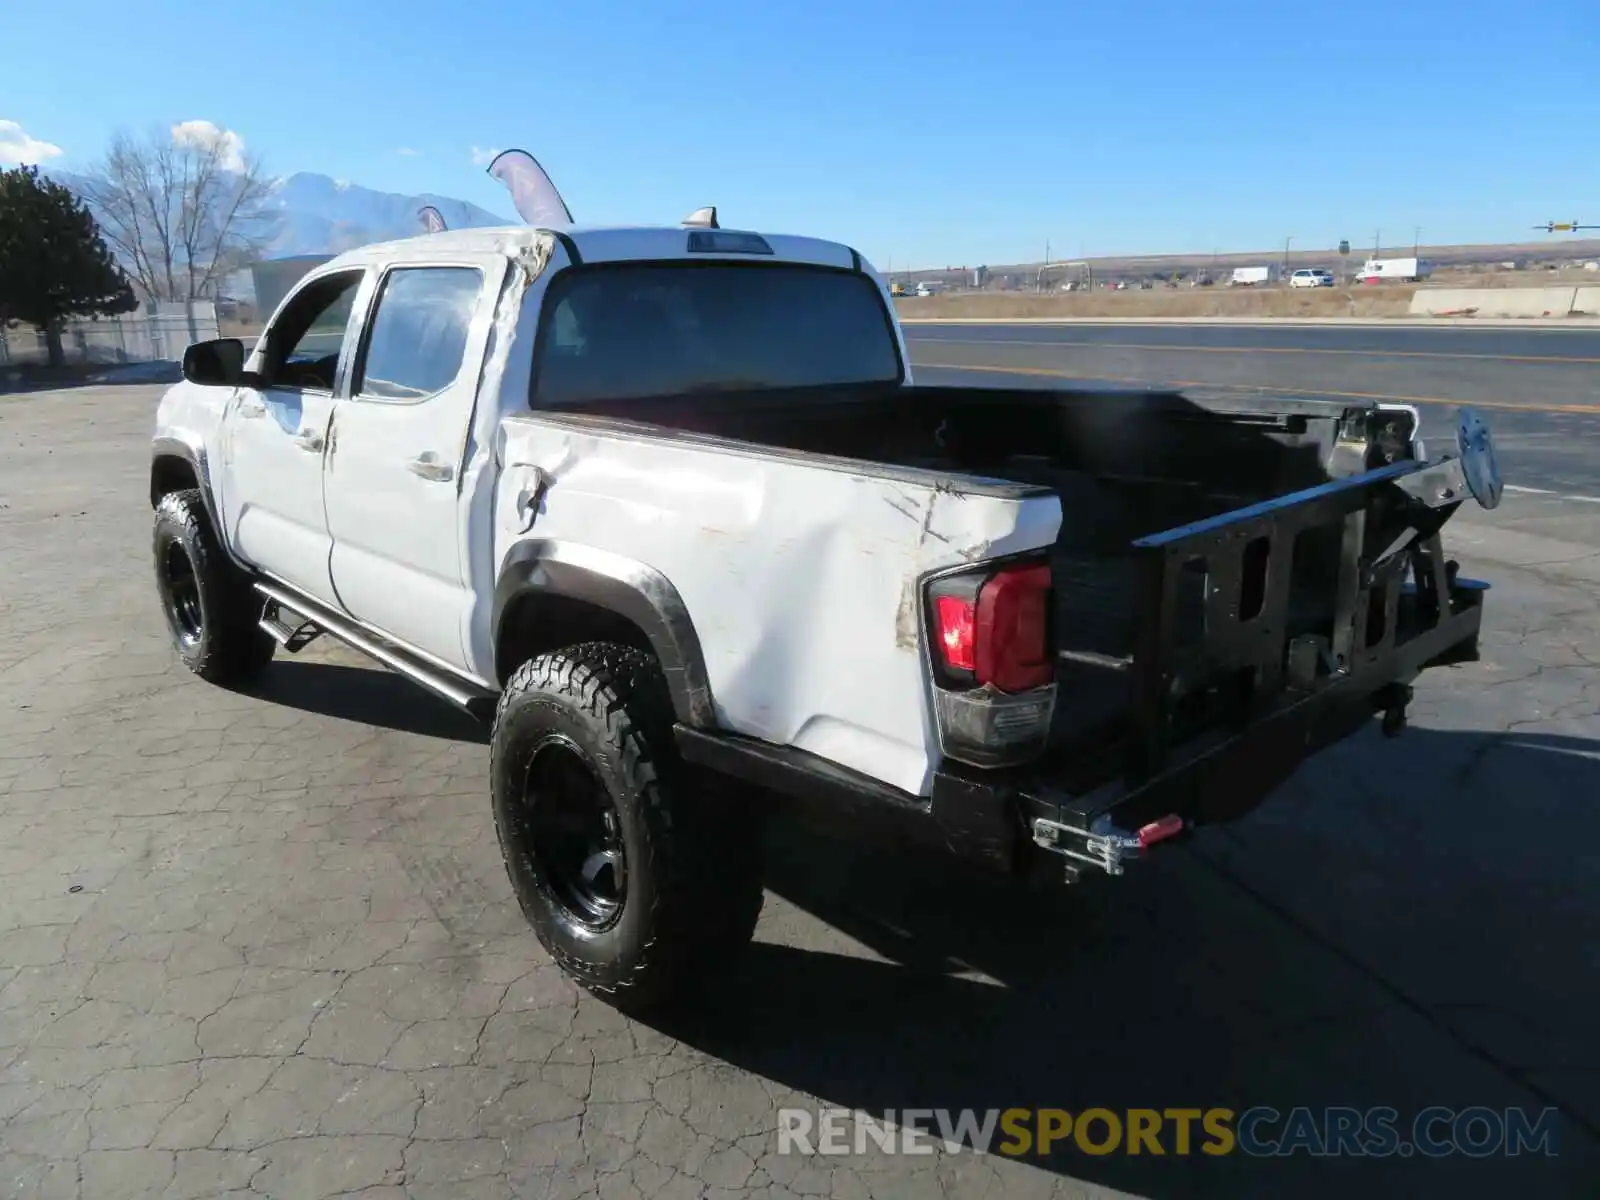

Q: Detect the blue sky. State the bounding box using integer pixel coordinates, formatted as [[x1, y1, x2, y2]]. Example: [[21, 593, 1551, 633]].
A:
[[3, 0, 1597, 267]]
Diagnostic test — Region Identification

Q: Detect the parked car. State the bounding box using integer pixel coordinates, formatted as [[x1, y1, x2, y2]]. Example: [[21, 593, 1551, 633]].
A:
[[149, 219, 1504, 1009], [1289, 268, 1337, 289]]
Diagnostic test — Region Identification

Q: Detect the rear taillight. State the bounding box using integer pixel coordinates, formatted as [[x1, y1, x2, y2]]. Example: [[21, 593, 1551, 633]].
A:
[[934, 595, 976, 672], [976, 564, 1052, 692], [926, 561, 1057, 769], [930, 564, 1053, 693]]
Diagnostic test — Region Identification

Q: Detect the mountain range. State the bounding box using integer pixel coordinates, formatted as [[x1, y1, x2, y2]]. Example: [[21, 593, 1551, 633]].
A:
[[261, 172, 511, 257], [43, 167, 512, 303], [47, 166, 510, 260]]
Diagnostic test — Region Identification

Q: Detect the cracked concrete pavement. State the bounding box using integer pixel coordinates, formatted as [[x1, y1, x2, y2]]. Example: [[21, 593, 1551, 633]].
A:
[[1, 384, 1596, 1199]]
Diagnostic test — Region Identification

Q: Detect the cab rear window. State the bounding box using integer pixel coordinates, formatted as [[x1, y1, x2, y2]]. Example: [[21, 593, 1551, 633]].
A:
[[530, 263, 902, 408]]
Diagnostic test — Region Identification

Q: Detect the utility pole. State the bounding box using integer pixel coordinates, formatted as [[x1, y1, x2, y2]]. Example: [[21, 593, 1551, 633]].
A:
[[1283, 235, 1293, 277], [1413, 226, 1421, 258]]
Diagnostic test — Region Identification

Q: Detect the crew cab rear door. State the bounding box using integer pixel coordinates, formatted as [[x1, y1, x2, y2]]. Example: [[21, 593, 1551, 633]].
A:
[[321, 259, 502, 668], [220, 268, 366, 609]]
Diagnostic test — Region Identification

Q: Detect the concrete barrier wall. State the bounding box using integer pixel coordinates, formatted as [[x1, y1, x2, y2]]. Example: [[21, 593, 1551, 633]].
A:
[[1409, 287, 1578, 318], [1572, 287, 1600, 316]]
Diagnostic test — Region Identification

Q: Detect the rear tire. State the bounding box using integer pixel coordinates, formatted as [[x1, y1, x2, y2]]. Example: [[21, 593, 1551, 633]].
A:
[[152, 489, 275, 685], [491, 641, 763, 1009]]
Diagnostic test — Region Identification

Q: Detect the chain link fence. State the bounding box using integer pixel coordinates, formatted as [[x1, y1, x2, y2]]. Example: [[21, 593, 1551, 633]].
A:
[[0, 303, 220, 369]]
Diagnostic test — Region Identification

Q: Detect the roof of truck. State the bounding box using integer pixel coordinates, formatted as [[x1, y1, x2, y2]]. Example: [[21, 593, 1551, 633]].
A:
[[322, 224, 866, 273]]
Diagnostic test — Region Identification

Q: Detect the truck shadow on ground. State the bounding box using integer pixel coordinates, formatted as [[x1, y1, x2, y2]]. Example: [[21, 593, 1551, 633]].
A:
[[650, 726, 1600, 1200], [242, 660, 489, 743]]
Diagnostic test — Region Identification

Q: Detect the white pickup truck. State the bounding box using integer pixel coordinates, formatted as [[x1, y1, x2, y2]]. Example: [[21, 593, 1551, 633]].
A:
[[151, 215, 1504, 1008]]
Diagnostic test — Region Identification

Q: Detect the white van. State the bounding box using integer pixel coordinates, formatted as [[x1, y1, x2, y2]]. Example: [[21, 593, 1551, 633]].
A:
[[1289, 269, 1336, 289]]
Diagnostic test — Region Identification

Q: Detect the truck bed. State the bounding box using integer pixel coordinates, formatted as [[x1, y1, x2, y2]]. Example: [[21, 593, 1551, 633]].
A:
[[569, 383, 1434, 785]]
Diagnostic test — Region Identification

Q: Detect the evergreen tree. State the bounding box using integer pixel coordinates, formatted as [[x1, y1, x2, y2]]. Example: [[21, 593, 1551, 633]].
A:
[[0, 165, 137, 367]]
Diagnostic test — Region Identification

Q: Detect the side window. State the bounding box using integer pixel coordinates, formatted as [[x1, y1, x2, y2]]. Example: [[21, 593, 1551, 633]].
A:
[[548, 297, 585, 351], [260, 271, 365, 392], [354, 267, 483, 401]]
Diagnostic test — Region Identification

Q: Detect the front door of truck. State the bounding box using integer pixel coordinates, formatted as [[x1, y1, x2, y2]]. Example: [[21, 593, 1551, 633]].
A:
[[219, 269, 367, 610], [322, 262, 493, 669]]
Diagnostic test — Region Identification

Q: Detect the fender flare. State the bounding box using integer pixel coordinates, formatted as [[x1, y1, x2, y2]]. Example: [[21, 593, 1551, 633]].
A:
[[492, 539, 716, 728], [150, 435, 248, 571]]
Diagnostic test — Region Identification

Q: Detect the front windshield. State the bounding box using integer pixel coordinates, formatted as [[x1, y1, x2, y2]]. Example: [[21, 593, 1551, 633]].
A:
[[531, 262, 903, 407]]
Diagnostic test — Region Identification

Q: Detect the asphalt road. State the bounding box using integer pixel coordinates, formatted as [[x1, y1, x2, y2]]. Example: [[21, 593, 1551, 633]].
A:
[[1, 383, 1597, 1199], [907, 322, 1600, 526]]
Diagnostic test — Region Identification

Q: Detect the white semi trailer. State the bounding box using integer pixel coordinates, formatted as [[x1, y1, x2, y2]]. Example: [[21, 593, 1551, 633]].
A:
[[1357, 257, 1433, 283]]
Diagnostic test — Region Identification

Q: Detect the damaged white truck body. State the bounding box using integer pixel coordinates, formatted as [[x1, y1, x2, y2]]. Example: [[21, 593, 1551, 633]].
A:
[[150, 214, 1504, 1008]]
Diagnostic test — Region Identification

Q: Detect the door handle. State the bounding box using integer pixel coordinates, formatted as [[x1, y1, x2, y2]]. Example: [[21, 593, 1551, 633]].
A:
[[406, 454, 454, 482], [237, 398, 266, 418], [293, 429, 325, 453]]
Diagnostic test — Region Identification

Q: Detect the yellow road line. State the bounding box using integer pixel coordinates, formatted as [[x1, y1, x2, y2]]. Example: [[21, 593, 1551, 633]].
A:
[[919, 338, 1600, 365], [911, 360, 1600, 415]]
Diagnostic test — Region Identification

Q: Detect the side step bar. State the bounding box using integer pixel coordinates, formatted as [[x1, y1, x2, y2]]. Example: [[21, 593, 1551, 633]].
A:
[[259, 598, 323, 653], [253, 581, 498, 716]]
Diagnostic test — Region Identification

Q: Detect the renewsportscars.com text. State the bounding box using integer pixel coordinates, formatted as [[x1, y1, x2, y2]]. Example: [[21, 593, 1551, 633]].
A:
[[777, 1106, 1561, 1159]]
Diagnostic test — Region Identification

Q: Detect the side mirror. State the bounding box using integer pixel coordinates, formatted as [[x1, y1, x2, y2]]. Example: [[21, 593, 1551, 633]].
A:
[[181, 337, 246, 387]]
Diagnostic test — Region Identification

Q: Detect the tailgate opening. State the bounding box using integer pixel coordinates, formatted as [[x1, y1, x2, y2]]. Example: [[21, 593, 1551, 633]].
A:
[[1014, 447, 1493, 876]]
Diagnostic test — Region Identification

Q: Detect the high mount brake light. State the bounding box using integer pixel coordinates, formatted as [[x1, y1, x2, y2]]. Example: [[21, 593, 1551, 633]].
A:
[[686, 230, 773, 255]]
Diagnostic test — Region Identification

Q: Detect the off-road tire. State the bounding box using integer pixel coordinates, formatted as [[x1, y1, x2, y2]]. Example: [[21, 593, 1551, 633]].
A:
[[152, 489, 275, 684], [491, 641, 763, 1009]]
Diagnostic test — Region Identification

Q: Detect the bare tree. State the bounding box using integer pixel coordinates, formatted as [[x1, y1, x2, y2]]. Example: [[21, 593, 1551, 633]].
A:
[[78, 123, 278, 305]]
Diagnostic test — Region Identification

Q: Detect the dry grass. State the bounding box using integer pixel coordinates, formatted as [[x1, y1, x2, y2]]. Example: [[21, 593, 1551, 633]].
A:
[[895, 285, 1418, 321]]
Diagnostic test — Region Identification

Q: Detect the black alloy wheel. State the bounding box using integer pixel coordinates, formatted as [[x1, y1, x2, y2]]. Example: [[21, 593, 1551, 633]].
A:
[[522, 734, 628, 929], [159, 540, 205, 648], [151, 489, 275, 684]]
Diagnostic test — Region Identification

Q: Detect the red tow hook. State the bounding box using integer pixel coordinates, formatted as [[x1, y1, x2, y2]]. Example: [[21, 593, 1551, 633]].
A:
[[1137, 813, 1187, 850]]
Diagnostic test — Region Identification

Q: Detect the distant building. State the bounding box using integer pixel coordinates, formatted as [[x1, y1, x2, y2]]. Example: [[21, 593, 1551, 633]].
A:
[[249, 254, 335, 321]]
